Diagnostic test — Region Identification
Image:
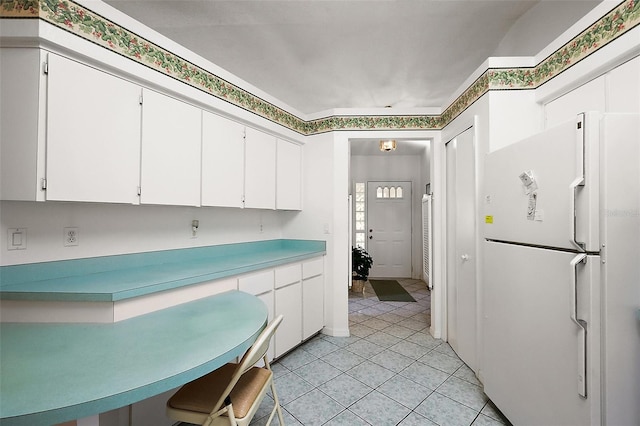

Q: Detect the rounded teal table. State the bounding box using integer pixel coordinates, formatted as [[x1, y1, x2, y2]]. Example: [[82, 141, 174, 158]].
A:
[[0, 290, 267, 426]]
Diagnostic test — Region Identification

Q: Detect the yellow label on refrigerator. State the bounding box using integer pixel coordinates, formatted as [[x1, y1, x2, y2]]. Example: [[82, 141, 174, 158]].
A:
[[485, 215, 494, 224]]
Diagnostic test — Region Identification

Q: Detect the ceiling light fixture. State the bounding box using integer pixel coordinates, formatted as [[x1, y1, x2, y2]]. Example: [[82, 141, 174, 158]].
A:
[[379, 140, 397, 152]]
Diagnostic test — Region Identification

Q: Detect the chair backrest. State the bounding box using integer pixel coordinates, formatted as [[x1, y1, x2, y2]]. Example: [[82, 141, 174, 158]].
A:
[[237, 314, 283, 374], [210, 314, 283, 413]]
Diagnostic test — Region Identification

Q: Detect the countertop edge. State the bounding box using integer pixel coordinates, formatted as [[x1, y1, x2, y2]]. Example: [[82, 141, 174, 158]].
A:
[[0, 240, 326, 302]]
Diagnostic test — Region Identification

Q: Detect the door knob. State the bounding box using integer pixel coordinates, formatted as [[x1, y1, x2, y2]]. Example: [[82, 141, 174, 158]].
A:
[[369, 236, 373, 239], [461, 254, 469, 261]]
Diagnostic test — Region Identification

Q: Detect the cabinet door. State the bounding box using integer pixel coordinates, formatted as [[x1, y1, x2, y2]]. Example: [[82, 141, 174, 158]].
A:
[[256, 291, 275, 362], [1, 48, 46, 201], [274, 282, 302, 358], [244, 127, 276, 209], [276, 139, 302, 210], [140, 89, 201, 206], [238, 269, 276, 362], [202, 111, 245, 208], [46, 54, 141, 203], [302, 275, 324, 339], [238, 270, 274, 296]]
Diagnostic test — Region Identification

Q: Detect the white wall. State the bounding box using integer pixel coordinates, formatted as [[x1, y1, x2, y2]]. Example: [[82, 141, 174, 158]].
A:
[[545, 55, 640, 126], [350, 153, 425, 279], [0, 201, 283, 265], [281, 132, 349, 337], [493, 0, 600, 57]]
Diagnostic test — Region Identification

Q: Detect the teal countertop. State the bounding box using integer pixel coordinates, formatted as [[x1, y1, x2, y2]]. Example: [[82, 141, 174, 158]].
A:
[[0, 290, 268, 426], [0, 239, 325, 302]]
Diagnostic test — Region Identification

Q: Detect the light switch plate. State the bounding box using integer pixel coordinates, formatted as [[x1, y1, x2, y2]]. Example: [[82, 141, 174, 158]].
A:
[[7, 228, 27, 250]]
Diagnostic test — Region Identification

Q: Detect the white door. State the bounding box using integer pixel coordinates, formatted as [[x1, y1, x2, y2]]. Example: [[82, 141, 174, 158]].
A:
[[445, 128, 477, 370], [366, 181, 412, 278]]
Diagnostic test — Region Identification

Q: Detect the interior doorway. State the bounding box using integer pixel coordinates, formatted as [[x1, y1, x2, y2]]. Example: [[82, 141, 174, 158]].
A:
[[445, 127, 477, 371], [366, 181, 412, 278]]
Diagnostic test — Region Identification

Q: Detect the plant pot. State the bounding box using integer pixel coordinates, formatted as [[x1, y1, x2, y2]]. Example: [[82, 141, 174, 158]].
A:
[[351, 279, 366, 293]]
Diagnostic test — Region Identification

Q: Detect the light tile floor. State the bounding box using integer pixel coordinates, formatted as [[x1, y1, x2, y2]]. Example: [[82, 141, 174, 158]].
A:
[[186, 279, 512, 426]]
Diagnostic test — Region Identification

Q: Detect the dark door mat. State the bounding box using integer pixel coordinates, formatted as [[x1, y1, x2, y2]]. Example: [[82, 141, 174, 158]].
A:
[[370, 279, 416, 302]]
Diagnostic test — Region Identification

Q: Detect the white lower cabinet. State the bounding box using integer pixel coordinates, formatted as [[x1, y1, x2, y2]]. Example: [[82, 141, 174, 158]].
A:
[[238, 270, 275, 361], [302, 275, 324, 340], [274, 264, 303, 358], [302, 257, 325, 340], [238, 258, 324, 359], [130, 389, 176, 426]]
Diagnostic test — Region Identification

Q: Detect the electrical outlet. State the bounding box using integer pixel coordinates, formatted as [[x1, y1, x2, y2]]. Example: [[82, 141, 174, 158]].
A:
[[64, 227, 79, 247]]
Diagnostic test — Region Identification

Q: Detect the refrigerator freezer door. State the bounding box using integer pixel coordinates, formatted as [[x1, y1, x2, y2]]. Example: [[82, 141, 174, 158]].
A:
[[484, 114, 599, 252], [482, 241, 600, 425]]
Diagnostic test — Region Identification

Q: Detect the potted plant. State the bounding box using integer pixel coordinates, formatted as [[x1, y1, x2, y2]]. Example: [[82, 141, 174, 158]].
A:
[[351, 246, 373, 293]]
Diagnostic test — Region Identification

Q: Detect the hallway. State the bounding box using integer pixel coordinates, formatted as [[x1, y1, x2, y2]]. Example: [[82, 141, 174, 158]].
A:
[[249, 279, 509, 425]]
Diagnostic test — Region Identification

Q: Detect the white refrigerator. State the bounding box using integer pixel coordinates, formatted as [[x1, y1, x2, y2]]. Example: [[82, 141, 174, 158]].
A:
[[482, 112, 640, 425]]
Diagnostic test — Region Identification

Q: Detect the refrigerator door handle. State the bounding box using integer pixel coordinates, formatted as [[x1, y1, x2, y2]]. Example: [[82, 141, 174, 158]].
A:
[[569, 177, 586, 252], [570, 114, 586, 252], [570, 253, 588, 398]]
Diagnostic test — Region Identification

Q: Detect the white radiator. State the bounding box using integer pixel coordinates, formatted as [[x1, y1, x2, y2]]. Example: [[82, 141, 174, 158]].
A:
[[422, 194, 433, 289]]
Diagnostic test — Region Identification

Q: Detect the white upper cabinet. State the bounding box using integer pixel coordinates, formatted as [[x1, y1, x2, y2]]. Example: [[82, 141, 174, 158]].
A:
[[201, 111, 245, 208], [140, 89, 202, 206], [244, 127, 276, 209], [1, 48, 302, 210], [46, 54, 142, 204], [0, 48, 46, 201], [0, 50, 142, 203], [276, 139, 302, 210]]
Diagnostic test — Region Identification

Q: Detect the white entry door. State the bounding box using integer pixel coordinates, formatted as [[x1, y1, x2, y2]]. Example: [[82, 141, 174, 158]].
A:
[[367, 181, 412, 278], [445, 127, 477, 371]]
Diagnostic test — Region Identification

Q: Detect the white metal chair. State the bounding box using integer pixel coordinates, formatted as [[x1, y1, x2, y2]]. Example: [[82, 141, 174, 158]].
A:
[[166, 315, 285, 426]]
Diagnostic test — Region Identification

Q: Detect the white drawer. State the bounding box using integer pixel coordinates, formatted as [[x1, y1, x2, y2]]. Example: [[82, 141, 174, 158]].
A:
[[238, 270, 274, 295], [275, 263, 301, 289], [302, 257, 323, 279]]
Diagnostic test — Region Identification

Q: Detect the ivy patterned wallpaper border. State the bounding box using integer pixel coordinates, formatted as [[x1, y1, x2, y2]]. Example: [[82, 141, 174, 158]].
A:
[[1, 0, 639, 135]]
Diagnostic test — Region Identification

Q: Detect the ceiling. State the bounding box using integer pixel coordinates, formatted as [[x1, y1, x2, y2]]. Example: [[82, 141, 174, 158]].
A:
[[104, 0, 600, 115]]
